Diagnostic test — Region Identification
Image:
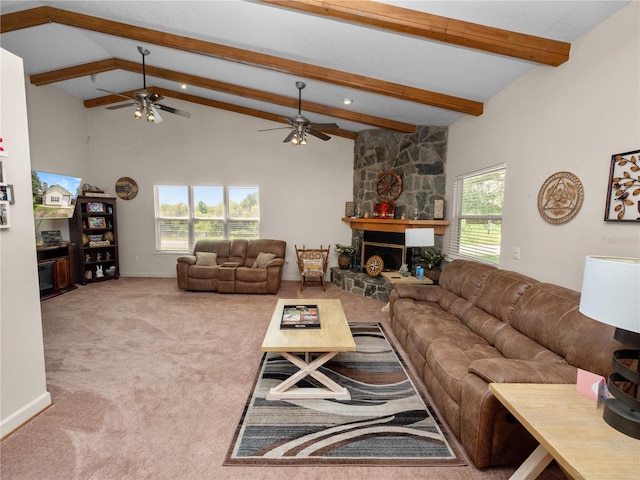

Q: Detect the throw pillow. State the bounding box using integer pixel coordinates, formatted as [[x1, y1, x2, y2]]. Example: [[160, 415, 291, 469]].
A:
[[252, 252, 276, 268], [196, 252, 217, 266], [303, 259, 324, 274]]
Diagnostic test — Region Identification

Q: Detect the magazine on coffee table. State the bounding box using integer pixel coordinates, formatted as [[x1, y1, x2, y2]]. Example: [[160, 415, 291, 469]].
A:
[[280, 304, 320, 329]]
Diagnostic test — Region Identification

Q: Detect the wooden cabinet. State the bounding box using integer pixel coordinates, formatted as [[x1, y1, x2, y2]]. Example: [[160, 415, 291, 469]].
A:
[[70, 196, 120, 284], [37, 244, 76, 300]]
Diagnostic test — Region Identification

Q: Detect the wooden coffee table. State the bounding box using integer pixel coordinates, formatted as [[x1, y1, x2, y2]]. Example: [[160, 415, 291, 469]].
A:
[[261, 299, 356, 401]]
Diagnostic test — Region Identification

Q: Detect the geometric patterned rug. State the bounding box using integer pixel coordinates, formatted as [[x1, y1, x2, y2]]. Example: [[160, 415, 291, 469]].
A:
[[224, 323, 466, 466]]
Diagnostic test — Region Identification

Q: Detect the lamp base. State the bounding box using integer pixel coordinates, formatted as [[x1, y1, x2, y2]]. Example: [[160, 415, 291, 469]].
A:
[[603, 398, 640, 439]]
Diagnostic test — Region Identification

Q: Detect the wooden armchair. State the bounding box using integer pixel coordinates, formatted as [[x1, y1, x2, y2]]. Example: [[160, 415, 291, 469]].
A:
[[295, 245, 330, 291]]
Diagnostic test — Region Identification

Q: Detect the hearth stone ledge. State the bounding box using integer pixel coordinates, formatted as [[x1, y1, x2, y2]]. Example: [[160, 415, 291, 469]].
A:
[[330, 267, 393, 303]]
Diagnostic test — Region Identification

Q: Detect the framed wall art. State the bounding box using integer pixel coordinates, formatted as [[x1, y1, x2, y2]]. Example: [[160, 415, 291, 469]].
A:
[[537, 171, 584, 225], [0, 201, 10, 228], [0, 185, 13, 204], [86, 202, 104, 213], [604, 149, 640, 222]]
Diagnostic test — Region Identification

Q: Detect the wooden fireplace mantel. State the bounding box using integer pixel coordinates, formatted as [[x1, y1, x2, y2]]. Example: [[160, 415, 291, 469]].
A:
[[341, 217, 450, 235]]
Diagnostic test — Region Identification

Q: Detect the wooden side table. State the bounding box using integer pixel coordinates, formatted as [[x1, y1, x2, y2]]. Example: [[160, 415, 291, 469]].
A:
[[380, 270, 433, 285], [490, 383, 640, 480]]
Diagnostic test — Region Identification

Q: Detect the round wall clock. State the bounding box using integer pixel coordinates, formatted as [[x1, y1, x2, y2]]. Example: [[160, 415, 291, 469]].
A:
[[365, 255, 384, 277], [115, 177, 138, 200], [375, 170, 403, 203], [537, 171, 584, 224]]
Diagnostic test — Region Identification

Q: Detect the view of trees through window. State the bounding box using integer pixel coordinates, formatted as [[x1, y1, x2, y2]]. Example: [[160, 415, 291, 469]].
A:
[[155, 185, 259, 252], [450, 166, 505, 264]]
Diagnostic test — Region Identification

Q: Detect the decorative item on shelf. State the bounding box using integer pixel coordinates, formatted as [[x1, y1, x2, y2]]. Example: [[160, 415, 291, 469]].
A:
[[399, 263, 409, 277], [82, 183, 105, 196], [434, 199, 445, 220], [421, 248, 446, 284], [345, 201, 355, 217], [335, 243, 356, 270], [537, 171, 584, 224], [96, 253, 102, 262], [89, 240, 111, 247], [373, 202, 395, 219], [604, 149, 640, 222], [95, 265, 104, 277], [106, 266, 116, 276], [579, 256, 640, 439], [365, 255, 384, 277], [82, 233, 90, 246], [103, 231, 114, 243], [85, 253, 91, 262], [85, 270, 92, 280], [415, 265, 424, 280]]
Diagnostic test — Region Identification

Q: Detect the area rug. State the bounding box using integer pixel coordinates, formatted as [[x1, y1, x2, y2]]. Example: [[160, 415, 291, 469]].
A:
[[224, 323, 466, 466]]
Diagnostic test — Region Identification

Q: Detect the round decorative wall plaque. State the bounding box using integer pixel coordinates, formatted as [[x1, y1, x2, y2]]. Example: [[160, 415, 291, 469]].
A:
[[537, 171, 584, 224], [115, 177, 138, 200]]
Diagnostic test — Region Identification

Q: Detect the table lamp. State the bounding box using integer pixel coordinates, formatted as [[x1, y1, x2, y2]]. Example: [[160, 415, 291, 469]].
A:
[[405, 228, 435, 272], [579, 255, 640, 439]]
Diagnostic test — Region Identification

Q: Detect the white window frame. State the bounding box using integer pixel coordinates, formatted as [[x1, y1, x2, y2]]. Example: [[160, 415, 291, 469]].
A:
[[448, 164, 505, 265], [154, 185, 260, 253]]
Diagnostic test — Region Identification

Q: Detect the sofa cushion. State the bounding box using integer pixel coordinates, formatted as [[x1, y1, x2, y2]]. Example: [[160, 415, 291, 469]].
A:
[[196, 252, 217, 266], [253, 252, 276, 268], [303, 258, 324, 275], [236, 266, 268, 282], [427, 338, 503, 403], [188, 265, 219, 279], [439, 260, 496, 304]]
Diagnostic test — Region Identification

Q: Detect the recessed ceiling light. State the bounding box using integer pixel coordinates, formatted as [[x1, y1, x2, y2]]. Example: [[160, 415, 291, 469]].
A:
[[181, 83, 188, 90], [343, 98, 353, 105]]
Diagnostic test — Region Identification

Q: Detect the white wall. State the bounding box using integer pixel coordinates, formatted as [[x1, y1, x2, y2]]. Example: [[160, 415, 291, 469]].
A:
[[85, 97, 354, 280], [0, 49, 51, 437], [446, 2, 640, 290]]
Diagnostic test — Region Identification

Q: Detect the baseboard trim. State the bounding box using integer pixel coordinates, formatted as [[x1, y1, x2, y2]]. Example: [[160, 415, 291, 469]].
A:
[[1, 391, 52, 439]]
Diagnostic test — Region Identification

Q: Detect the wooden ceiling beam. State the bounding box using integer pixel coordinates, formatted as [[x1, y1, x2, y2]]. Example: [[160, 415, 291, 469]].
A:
[[84, 86, 357, 140], [37, 59, 416, 133], [1, 6, 482, 116], [256, 0, 570, 66]]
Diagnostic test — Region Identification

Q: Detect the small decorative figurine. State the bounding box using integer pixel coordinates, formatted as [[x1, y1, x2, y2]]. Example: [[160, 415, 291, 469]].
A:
[[95, 265, 104, 277]]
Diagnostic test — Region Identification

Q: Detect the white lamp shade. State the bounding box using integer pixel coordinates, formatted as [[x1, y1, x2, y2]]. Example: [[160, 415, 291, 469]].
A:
[[579, 256, 640, 334], [405, 228, 435, 247]]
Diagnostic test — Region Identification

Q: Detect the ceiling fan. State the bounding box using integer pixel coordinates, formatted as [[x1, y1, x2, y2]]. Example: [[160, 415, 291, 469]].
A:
[[259, 81, 339, 145], [98, 46, 190, 123]]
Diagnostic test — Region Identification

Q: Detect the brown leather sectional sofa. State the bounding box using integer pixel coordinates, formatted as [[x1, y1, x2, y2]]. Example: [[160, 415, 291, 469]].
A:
[[389, 259, 621, 468], [176, 239, 286, 294]]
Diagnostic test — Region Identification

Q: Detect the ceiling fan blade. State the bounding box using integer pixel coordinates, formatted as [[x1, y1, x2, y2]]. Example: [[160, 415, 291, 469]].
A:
[[149, 105, 163, 123], [282, 130, 297, 143], [258, 126, 292, 132], [148, 92, 164, 103], [97, 88, 133, 101], [155, 104, 191, 118], [308, 128, 331, 141], [106, 102, 136, 110], [310, 122, 340, 130]]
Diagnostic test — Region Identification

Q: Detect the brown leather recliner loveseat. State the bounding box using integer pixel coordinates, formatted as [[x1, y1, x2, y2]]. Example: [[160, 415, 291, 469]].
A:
[[389, 259, 622, 468], [176, 239, 286, 294]]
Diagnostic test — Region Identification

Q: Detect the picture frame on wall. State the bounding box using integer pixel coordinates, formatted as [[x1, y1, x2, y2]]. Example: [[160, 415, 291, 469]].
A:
[[0, 160, 5, 185], [0, 201, 10, 228], [604, 149, 640, 222], [0, 185, 13, 204]]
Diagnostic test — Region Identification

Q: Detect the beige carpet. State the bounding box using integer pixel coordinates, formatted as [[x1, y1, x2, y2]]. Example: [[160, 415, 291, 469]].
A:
[[1, 278, 566, 479]]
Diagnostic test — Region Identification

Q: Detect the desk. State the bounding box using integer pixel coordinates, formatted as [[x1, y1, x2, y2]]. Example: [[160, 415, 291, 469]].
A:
[[490, 383, 640, 480]]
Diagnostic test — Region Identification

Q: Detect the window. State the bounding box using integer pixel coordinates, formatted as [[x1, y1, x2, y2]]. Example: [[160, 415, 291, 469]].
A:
[[155, 185, 259, 252], [449, 164, 505, 264]]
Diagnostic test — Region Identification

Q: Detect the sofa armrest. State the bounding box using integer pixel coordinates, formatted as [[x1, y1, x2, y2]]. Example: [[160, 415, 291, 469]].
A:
[[392, 283, 442, 302], [221, 261, 242, 268], [469, 358, 577, 384], [177, 255, 197, 265], [265, 258, 285, 268]]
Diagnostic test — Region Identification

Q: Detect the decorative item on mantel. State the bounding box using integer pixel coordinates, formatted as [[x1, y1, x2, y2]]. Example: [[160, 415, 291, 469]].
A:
[[82, 183, 110, 197], [335, 244, 356, 270]]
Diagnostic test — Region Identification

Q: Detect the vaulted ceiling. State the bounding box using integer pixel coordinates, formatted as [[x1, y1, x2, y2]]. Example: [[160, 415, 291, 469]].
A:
[[0, 1, 628, 141]]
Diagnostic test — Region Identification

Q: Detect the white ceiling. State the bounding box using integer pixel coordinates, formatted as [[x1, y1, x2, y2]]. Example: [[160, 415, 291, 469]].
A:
[[0, 0, 629, 140]]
